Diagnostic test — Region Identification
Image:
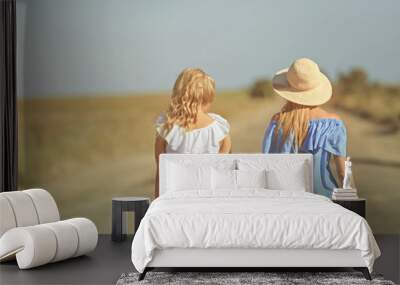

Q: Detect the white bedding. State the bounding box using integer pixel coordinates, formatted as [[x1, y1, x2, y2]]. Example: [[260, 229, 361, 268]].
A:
[[131, 190, 380, 273]]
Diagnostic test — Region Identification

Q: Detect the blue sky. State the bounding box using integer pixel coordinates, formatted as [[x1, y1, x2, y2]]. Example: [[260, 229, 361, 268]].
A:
[[18, 0, 400, 97]]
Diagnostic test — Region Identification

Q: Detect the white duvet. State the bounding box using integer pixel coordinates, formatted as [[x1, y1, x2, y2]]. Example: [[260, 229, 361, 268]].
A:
[[131, 190, 380, 273]]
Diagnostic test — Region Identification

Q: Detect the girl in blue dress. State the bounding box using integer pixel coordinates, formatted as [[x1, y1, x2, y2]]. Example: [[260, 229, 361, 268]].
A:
[[262, 58, 347, 198]]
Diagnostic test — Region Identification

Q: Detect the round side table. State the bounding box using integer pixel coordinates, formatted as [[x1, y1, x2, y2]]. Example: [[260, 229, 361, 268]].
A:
[[112, 197, 150, 242]]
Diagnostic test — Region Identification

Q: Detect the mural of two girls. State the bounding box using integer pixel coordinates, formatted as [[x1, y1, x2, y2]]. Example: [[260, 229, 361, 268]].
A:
[[155, 58, 346, 198]]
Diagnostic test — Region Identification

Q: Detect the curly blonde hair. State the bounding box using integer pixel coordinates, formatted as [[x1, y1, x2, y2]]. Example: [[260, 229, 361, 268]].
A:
[[162, 68, 215, 135]]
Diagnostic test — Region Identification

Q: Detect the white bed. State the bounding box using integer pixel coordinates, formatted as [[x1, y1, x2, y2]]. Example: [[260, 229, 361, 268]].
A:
[[131, 154, 380, 280]]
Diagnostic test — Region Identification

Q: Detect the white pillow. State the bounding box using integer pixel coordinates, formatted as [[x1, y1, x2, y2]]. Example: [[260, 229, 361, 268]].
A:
[[212, 168, 268, 190], [236, 169, 267, 189], [212, 159, 237, 171], [167, 163, 212, 191], [212, 168, 237, 190], [266, 162, 307, 191]]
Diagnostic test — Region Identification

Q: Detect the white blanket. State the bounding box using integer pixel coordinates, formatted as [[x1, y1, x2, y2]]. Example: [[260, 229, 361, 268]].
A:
[[131, 190, 380, 272]]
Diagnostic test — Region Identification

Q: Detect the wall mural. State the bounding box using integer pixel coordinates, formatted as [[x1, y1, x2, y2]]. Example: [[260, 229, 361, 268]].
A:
[[17, 0, 400, 234]]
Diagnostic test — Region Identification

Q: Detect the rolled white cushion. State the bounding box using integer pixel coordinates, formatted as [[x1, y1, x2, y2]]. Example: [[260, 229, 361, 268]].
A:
[[0, 191, 39, 227], [0, 189, 59, 239], [0, 196, 17, 237], [24, 189, 60, 223], [0, 226, 57, 269], [65, 218, 98, 257], [0, 218, 97, 269], [42, 221, 79, 262]]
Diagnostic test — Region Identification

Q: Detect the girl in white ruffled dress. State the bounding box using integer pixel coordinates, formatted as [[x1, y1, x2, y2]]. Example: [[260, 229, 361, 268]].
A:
[[154, 68, 231, 197]]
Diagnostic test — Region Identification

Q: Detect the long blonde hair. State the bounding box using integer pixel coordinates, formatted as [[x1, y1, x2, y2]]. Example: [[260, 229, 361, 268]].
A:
[[274, 101, 313, 151], [162, 68, 215, 134]]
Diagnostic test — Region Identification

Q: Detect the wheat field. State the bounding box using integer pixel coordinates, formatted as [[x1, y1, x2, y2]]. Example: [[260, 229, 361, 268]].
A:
[[18, 92, 400, 234]]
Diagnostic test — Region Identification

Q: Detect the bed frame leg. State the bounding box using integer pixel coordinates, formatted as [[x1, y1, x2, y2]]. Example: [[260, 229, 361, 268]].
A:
[[138, 268, 148, 281], [354, 267, 371, 280]]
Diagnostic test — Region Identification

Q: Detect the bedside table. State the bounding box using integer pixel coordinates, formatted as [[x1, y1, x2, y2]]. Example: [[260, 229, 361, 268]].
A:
[[112, 197, 150, 242], [332, 198, 366, 218]]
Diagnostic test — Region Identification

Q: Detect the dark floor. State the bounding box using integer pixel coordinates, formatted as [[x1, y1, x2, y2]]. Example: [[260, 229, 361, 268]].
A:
[[0, 235, 133, 285], [0, 235, 399, 285]]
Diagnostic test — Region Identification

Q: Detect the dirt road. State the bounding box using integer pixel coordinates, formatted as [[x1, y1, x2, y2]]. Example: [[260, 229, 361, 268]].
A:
[[22, 96, 399, 233]]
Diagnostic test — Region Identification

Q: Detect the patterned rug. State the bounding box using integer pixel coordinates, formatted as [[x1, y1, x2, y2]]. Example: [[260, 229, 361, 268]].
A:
[[116, 271, 396, 285]]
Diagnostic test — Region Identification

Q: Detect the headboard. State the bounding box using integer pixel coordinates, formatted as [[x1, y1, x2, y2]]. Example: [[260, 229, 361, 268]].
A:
[[159, 154, 313, 195]]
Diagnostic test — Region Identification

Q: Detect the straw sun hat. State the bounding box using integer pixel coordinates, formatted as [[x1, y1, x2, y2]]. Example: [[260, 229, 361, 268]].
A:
[[272, 58, 332, 106]]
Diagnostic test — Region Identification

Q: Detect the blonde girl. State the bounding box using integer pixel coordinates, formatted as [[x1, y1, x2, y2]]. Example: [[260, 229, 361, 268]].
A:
[[154, 68, 231, 197], [263, 58, 347, 197]]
